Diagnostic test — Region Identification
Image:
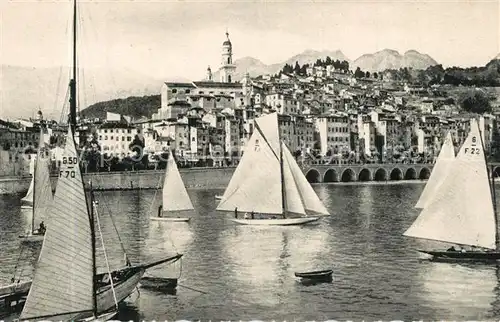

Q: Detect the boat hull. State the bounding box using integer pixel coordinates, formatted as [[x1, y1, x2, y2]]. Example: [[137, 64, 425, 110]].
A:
[[231, 217, 319, 226], [419, 250, 500, 262], [0, 281, 31, 300], [81, 311, 117, 321], [215, 195, 222, 200], [18, 232, 44, 242], [20, 205, 33, 210], [96, 268, 145, 313], [140, 277, 178, 291], [294, 269, 333, 280], [150, 217, 190, 222]]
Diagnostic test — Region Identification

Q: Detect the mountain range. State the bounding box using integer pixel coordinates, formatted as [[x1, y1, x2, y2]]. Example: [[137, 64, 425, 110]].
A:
[[213, 49, 438, 81], [3, 49, 497, 119]]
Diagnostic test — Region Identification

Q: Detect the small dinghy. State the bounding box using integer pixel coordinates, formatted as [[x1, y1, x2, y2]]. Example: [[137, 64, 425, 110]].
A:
[[294, 269, 333, 281], [150, 217, 190, 222], [140, 276, 178, 291], [215, 195, 223, 200]]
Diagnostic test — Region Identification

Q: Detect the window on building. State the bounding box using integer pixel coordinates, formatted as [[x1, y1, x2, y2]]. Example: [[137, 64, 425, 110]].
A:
[[186, 89, 191, 94], [127, 129, 131, 134], [172, 89, 177, 94], [127, 136, 131, 141], [110, 136, 114, 140]]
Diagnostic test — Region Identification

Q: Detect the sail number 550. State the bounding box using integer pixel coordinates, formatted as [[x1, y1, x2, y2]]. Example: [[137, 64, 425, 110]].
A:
[[464, 147, 481, 155], [62, 157, 78, 165]]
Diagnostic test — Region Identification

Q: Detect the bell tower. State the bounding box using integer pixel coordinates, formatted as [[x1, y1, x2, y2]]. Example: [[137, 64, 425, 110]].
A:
[[220, 30, 236, 83]]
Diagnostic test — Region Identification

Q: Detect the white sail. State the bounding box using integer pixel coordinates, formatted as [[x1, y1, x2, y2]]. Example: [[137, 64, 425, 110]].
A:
[[281, 142, 306, 215], [415, 131, 455, 209], [162, 150, 194, 212], [20, 126, 94, 320], [282, 143, 330, 216], [217, 113, 283, 214], [403, 119, 496, 249], [31, 131, 54, 232], [22, 175, 34, 203]]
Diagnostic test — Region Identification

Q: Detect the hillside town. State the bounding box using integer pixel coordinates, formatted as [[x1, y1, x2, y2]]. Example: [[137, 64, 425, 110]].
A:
[[1, 31, 500, 176]]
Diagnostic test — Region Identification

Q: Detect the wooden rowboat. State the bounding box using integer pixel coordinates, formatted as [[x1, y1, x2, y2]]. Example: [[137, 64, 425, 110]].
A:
[[294, 269, 333, 280]]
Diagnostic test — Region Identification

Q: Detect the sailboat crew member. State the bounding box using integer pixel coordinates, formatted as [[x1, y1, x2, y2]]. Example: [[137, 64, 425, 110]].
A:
[[39, 221, 46, 235], [158, 205, 163, 217], [234, 207, 238, 218]]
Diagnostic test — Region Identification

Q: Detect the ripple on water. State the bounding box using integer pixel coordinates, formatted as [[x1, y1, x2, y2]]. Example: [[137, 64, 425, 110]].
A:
[[1, 184, 500, 320]]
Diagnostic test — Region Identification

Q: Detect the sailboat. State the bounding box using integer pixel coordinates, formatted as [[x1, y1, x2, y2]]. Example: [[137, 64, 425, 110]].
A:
[[17, 126, 183, 321], [18, 128, 53, 242], [414, 131, 455, 209], [216, 112, 330, 226], [403, 118, 500, 261], [151, 149, 193, 222], [20, 178, 34, 209]]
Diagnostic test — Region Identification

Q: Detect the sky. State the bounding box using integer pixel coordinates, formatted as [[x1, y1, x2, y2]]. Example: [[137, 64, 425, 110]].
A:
[[1, 0, 499, 81]]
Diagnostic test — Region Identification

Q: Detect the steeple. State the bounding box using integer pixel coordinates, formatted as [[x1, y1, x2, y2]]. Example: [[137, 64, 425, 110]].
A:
[[220, 29, 235, 83], [206, 65, 213, 81]]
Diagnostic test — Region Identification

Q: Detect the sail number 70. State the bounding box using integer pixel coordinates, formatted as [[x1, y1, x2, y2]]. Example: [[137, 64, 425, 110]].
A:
[[464, 148, 481, 155], [59, 170, 76, 178]]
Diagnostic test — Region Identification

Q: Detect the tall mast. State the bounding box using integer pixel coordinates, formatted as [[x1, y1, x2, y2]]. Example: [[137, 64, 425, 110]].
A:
[[89, 180, 97, 317], [278, 116, 287, 219], [31, 133, 38, 235], [69, 0, 77, 129], [479, 118, 499, 250]]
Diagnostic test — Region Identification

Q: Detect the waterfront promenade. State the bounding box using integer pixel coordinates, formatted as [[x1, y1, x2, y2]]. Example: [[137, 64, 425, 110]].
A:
[[0, 163, 440, 194]]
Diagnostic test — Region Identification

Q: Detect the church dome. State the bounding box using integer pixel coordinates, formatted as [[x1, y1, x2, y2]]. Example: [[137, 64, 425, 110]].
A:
[[222, 31, 232, 47]]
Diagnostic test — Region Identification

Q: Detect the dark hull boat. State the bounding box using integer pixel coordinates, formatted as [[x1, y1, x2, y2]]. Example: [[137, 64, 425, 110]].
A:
[[419, 250, 500, 262], [295, 269, 333, 281], [139, 277, 178, 293], [404, 121, 500, 263]]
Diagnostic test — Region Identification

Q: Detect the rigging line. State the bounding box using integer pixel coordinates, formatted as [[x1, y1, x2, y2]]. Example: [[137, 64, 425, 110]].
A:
[[94, 200, 119, 310], [11, 244, 26, 282], [85, 4, 113, 101], [95, 188, 131, 265], [82, 5, 99, 105]]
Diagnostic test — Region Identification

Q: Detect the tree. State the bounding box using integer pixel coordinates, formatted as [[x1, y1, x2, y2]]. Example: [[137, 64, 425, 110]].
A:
[[294, 61, 301, 74], [365, 71, 371, 78], [373, 72, 378, 79], [459, 90, 492, 114], [325, 56, 332, 65], [491, 121, 500, 162], [354, 67, 365, 79]]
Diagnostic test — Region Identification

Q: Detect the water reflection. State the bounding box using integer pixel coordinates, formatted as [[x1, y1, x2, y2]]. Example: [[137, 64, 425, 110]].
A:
[[418, 262, 498, 319], [221, 224, 332, 306]]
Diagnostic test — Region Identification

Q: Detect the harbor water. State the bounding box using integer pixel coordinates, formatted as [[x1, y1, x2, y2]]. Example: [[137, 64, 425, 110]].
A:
[[1, 183, 500, 320]]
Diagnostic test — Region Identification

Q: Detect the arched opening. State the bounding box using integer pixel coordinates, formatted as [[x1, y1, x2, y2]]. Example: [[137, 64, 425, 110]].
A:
[[404, 168, 417, 180], [323, 169, 338, 183], [228, 75, 232, 83], [419, 167, 431, 180], [374, 168, 387, 181], [341, 169, 356, 182], [306, 169, 320, 183], [390, 168, 403, 180], [358, 168, 372, 181]]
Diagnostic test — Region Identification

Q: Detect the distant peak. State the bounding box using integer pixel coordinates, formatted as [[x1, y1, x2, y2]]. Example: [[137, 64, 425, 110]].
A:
[[379, 49, 401, 55], [404, 49, 422, 55]]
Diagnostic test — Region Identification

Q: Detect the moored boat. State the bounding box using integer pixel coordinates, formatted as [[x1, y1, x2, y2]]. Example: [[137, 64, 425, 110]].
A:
[[294, 269, 333, 281]]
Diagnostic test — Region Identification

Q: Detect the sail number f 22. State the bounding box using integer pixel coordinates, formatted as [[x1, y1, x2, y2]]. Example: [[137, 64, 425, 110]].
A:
[[465, 136, 480, 155], [464, 147, 481, 155]]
